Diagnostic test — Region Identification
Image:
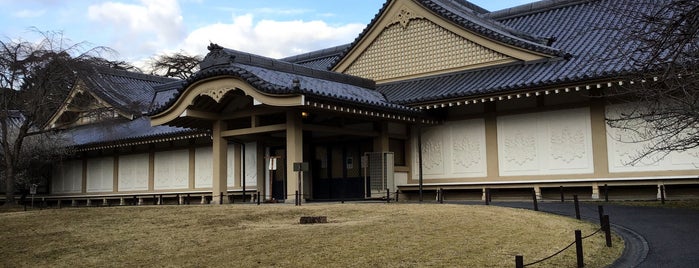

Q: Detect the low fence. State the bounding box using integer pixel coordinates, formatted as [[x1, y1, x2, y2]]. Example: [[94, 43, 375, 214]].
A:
[[8, 190, 256, 210]]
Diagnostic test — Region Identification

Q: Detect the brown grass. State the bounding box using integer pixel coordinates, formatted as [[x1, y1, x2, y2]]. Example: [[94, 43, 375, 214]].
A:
[[0, 203, 622, 267]]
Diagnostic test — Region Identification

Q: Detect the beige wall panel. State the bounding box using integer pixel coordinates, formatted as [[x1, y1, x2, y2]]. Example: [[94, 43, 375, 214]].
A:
[[606, 103, 699, 172], [117, 154, 149, 191], [86, 157, 114, 192], [244, 142, 257, 187], [395, 172, 409, 186], [414, 119, 487, 179], [154, 149, 190, 190], [194, 147, 213, 188], [497, 108, 594, 176], [52, 160, 83, 194]]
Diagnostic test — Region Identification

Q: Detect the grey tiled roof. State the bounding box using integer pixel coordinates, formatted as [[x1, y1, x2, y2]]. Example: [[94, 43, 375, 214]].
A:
[[280, 44, 350, 71], [82, 67, 178, 115], [149, 80, 186, 113], [377, 0, 644, 105], [62, 117, 203, 148], [64, 67, 193, 148], [151, 47, 422, 116]]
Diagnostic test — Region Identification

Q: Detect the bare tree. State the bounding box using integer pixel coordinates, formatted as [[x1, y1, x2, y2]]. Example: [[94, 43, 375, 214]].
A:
[[601, 0, 699, 163], [92, 57, 142, 73], [1, 114, 70, 194], [149, 51, 202, 79], [0, 30, 111, 205]]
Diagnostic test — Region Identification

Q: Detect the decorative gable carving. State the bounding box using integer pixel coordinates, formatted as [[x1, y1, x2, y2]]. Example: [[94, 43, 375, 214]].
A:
[[392, 6, 424, 29], [344, 18, 513, 82]]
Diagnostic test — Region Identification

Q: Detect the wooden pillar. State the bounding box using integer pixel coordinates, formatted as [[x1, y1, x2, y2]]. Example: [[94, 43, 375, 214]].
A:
[[212, 120, 228, 204], [286, 111, 303, 204], [256, 142, 266, 199], [590, 96, 610, 178], [374, 122, 389, 152], [484, 103, 499, 179]]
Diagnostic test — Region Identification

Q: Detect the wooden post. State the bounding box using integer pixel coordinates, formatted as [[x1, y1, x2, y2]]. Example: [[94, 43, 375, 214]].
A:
[[439, 188, 444, 204], [485, 188, 490, 205], [575, 230, 584, 268], [573, 195, 581, 220], [515, 255, 524, 268], [560, 186, 565, 202], [603, 215, 612, 247], [532, 188, 539, 211], [660, 185, 666, 204]]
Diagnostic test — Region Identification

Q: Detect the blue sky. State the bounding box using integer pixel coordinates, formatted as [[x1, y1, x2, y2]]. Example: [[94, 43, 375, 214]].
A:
[[0, 0, 537, 67]]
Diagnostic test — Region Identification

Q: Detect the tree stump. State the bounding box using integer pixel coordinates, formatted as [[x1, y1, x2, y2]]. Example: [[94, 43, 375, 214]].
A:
[[300, 216, 327, 224]]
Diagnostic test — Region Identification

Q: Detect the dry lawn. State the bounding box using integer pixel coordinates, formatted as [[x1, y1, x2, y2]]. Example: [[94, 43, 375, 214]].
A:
[[0, 203, 622, 267]]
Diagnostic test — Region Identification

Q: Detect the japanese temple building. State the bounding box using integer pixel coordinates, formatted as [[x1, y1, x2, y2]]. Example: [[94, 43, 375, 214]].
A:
[[46, 0, 699, 204]]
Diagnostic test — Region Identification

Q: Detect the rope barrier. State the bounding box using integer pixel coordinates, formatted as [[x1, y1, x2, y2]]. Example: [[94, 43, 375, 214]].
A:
[[523, 228, 603, 267]]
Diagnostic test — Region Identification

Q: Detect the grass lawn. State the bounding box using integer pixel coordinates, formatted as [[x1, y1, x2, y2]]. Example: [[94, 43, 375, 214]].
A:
[[0, 203, 622, 267]]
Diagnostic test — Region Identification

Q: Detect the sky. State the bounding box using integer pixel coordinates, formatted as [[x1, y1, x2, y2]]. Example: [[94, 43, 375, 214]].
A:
[[0, 0, 538, 68]]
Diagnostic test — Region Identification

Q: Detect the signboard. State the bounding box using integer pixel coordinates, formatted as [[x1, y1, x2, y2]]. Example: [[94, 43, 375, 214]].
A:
[[293, 162, 309, 172], [268, 157, 277, 171], [29, 184, 38, 195]]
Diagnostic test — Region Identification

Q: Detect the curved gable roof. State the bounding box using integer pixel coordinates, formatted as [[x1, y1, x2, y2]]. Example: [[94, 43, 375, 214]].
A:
[[149, 45, 422, 118]]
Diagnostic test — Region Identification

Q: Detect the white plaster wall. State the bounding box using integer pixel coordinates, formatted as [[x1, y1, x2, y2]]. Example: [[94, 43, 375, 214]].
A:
[[118, 154, 148, 191], [86, 157, 114, 192], [244, 142, 257, 187], [195, 147, 212, 188], [606, 104, 699, 172], [497, 108, 594, 176], [154, 149, 189, 190], [195, 145, 238, 188], [52, 160, 82, 193], [413, 119, 487, 179]]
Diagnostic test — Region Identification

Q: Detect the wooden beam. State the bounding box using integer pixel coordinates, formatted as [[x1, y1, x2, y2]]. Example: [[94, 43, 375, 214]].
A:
[[219, 107, 284, 120], [303, 124, 379, 137], [180, 109, 220, 120], [221, 123, 286, 137]]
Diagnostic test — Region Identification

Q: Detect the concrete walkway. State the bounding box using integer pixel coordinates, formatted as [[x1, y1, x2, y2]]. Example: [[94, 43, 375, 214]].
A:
[[481, 201, 699, 267]]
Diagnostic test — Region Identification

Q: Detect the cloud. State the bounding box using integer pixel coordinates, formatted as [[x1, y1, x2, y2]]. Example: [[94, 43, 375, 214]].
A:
[[179, 14, 365, 59], [87, 0, 186, 57], [211, 6, 312, 16], [13, 9, 46, 18]]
